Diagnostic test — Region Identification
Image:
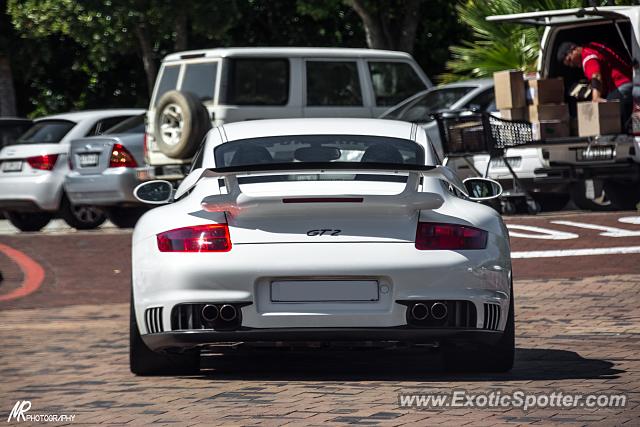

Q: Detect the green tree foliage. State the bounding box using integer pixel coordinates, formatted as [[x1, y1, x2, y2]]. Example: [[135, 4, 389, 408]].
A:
[[440, 0, 585, 83]]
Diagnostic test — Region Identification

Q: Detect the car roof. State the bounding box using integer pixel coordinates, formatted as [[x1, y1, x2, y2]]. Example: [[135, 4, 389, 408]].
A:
[[35, 109, 146, 123], [163, 47, 413, 62], [437, 78, 493, 89], [220, 118, 419, 142]]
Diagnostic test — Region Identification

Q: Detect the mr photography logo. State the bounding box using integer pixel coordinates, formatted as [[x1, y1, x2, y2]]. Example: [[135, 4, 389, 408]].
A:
[[7, 401, 76, 423]]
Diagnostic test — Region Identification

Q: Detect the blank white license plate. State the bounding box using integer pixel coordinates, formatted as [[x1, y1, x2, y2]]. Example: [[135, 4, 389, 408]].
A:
[[79, 153, 99, 167], [270, 280, 379, 302], [2, 161, 22, 172]]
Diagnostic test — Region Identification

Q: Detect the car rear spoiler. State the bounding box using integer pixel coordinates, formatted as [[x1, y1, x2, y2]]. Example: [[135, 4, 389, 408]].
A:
[[174, 162, 468, 216]]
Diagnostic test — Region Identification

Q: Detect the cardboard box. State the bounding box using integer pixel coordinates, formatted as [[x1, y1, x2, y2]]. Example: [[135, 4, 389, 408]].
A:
[[577, 101, 621, 136], [528, 104, 569, 122], [526, 78, 565, 105], [500, 108, 528, 121], [494, 70, 526, 109], [531, 120, 570, 140]]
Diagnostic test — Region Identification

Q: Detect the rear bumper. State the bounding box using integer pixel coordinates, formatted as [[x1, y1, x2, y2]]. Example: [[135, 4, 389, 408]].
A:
[[142, 328, 503, 352], [0, 172, 63, 211], [65, 167, 141, 206], [534, 162, 640, 184]]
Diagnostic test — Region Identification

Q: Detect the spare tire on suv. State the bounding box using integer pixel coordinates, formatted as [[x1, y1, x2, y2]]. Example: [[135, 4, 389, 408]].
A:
[[154, 91, 211, 159]]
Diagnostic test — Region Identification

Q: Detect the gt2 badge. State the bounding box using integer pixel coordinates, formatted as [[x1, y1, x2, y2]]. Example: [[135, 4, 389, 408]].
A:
[[307, 229, 342, 236]]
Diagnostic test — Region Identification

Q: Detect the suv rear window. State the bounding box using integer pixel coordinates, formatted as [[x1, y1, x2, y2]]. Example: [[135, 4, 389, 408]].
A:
[[306, 61, 362, 106], [153, 65, 180, 106], [181, 62, 217, 101], [369, 62, 427, 106], [16, 120, 75, 144], [224, 58, 289, 105]]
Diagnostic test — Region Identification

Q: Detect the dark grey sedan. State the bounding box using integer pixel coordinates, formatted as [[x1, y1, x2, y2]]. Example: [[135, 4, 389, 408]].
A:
[[64, 114, 148, 228]]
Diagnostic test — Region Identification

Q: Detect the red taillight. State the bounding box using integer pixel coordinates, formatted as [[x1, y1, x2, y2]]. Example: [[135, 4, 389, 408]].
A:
[[109, 143, 137, 168], [157, 224, 231, 252], [415, 222, 487, 250], [27, 154, 58, 171]]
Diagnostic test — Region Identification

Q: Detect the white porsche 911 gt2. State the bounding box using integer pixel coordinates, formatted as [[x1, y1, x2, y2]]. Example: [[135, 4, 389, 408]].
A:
[[131, 118, 513, 375]]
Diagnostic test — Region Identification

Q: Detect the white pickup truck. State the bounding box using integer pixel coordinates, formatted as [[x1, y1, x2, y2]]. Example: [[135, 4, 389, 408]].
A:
[[487, 6, 640, 211]]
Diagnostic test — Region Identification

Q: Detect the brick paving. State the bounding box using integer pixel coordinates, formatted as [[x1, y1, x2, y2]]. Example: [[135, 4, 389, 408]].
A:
[[0, 212, 639, 425]]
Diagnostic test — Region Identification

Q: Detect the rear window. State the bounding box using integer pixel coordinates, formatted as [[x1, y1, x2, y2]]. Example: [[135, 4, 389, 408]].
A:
[[369, 62, 428, 107], [180, 61, 217, 101], [214, 135, 424, 182], [153, 65, 180, 106], [306, 61, 362, 106], [0, 121, 32, 148], [390, 86, 475, 122], [16, 120, 75, 144], [104, 114, 145, 135], [223, 58, 289, 105]]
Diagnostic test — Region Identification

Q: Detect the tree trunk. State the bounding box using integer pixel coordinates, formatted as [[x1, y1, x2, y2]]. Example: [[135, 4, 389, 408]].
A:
[[134, 22, 157, 97], [348, 0, 422, 54], [349, 0, 389, 50], [0, 54, 17, 117], [174, 8, 188, 51]]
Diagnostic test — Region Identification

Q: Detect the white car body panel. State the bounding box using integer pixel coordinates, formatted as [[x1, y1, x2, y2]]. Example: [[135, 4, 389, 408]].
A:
[[132, 118, 512, 348]]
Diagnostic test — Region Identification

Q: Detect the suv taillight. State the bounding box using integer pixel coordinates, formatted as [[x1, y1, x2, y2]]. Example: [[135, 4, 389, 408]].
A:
[[157, 224, 231, 252], [415, 222, 487, 250], [109, 143, 137, 168], [143, 132, 149, 162], [27, 154, 58, 171]]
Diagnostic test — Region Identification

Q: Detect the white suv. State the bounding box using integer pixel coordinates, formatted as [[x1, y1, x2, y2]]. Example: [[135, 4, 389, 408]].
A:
[[143, 47, 431, 180]]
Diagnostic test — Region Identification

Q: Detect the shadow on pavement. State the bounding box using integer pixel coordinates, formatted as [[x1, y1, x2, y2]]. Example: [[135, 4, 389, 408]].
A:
[[194, 347, 622, 381]]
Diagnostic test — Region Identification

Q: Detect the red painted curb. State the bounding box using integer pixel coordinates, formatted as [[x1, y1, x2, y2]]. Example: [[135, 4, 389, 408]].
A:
[[0, 242, 45, 302]]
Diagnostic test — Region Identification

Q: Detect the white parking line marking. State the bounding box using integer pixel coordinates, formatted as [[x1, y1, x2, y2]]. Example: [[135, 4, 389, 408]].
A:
[[507, 224, 578, 240], [619, 216, 640, 225], [511, 246, 640, 258], [550, 220, 640, 237]]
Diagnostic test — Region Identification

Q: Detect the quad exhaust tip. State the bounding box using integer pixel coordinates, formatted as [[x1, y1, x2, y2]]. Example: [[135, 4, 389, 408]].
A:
[[431, 302, 448, 320], [410, 303, 429, 321], [201, 304, 219, 322], [219, 304, 238, 322]]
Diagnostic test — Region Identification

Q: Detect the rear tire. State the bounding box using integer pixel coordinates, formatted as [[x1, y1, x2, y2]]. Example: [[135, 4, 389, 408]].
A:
[[59, 195, 106, 230], [154, 90, 211, 159], [570, 180, 619, 211], [444, 282, 515, 373], [130, 291, 200, 376], [602, 181, 639, 210], [106, 206, 147, 228], [532, 193, 569, 212], [5, 211, 52, 232]]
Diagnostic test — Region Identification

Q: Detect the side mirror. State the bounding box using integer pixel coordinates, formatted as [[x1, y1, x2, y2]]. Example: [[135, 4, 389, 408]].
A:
[[133, 180, 174, 204], [463, 177, 503, 201]]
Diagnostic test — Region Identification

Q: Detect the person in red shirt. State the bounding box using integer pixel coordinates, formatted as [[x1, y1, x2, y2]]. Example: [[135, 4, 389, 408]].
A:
[[557, 41, 632, 126]]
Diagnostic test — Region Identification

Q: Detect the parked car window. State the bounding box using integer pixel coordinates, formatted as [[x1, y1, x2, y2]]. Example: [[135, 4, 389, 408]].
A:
[[87, 116, 134, 136], [224, 58, 289, 105], [392, 86, 475, 122], [180, 62, 217, 101], [463, 89, 496, 112], [369, 62, 427, 107], [0, 121, 32, 148], [306, 61, 362, 106], [16, 120, 75, 144], [104, 114, 145, 135], [153, 65, 180, 106]]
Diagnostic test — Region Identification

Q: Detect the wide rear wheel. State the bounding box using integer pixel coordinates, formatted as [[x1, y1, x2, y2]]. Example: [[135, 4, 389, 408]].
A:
[[130, 291, 200, 376]]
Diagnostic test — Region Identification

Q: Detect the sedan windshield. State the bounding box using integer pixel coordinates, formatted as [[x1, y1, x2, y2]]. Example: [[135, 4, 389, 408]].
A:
[[385, 86, 475, 122], [16, 120, 76, 144]]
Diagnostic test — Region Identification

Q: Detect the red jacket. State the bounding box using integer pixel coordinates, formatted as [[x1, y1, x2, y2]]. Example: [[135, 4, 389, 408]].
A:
[[581, 42, 631, 96]]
